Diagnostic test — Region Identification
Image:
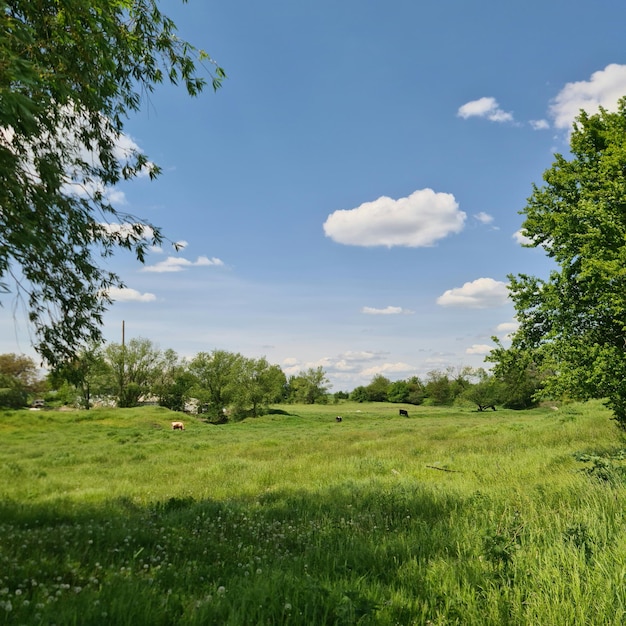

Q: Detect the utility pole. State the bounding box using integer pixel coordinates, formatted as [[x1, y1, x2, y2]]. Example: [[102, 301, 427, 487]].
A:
[[120, 320, 126, 406]]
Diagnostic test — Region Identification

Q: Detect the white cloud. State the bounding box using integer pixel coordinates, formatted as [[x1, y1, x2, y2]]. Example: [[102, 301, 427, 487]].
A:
[[529, 119, 549, 130], [495, 321, 519, 336], [106, 287, 156, 303], [323, 189, 466, 248], [361, 305, 414, 315], [142, 256, 224, 273], [437, 277, 509, 308], [465, 344, 492, 355], [282, 351, 391, 380], [99, 222, 155, 241], [361, 362, 415, 377], [513, 229, 535, 246], [550, 64, 626, 130], [340, 351, 380, 362], [457, 97, 514, 123], [474, 212, 494, 225]]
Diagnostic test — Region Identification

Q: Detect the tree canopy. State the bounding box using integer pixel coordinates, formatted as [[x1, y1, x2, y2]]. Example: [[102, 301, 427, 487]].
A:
[[508, 97, 626, 426], [0, 0, 224, 367]]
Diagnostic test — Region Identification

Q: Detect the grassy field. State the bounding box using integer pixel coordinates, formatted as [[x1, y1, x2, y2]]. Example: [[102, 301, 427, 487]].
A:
[[1, 401, 626, 624]]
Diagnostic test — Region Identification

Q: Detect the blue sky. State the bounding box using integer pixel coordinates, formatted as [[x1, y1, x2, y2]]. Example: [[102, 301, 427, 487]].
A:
[[5, 0, 626, 391]]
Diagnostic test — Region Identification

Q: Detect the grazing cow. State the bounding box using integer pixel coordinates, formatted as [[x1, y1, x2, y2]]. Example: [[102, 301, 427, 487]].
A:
[[335, 416, 343, 422], [399, 409, 409, 417], [171, 421, 185, 430]]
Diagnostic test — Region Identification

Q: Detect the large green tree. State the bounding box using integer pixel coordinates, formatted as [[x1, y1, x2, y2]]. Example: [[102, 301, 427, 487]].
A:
[[287, 367, 330, 404], [50, 343, 111, 409], [188, 350, 244, 420], [509, 97, 626, 426], [0, 0, 224, 367], [0, 352, 42, 407], [232, 357, 287, 418], [104, 337, 162, 407]]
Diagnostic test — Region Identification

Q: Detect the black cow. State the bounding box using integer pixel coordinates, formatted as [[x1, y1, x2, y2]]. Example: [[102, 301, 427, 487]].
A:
[[335, 416, 343, 422], [399, 409, 409, 417]]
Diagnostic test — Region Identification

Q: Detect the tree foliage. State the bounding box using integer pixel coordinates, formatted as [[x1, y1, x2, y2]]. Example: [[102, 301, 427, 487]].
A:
[[153, 349, 194, 412], [0, 0, 224, 367], [509, 98, 626, 426], [232, 357, 287, 418], [0, 352, 42, 392], [461, 368, 502, 411], [0, 352, 42, 407], [287, 367, 330, 404], [51, 343, 110, 409], [188, 350, 244, 420], [486, 338, 543, 410], [104, 337, 162, 407]]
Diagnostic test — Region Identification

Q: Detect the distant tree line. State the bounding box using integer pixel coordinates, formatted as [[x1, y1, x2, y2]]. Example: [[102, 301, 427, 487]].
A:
[[347, 363, 544, 411], [0, 341, 544, 417], [32, 340, 329, 421]]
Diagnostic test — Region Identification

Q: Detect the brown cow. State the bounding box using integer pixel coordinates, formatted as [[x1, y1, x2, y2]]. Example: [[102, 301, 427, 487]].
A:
[[171, 421, 185, 430]]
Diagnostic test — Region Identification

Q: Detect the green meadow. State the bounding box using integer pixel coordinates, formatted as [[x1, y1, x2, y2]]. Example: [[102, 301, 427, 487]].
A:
[[1, 401, 626, 625]]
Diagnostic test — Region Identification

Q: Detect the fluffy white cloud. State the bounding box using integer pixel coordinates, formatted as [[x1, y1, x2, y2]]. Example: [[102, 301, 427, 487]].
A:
[[361, 362, 415, 377], [495, 321, 519, 335], [361, 305, 414, 315], [474, 212, 494, 225], [437, 277, 509, 308], [106, 287, 156, 302], [99, 222, 155, 241], [457, 97, 514, 123], [513, 229, 539, 246], [142, 256, 224, 273], [340, 351, 380, 362], [323, 189, 466, 247], [465, 344, 492, 355], [530, 119, 549, 130], [550, 64, 626, 130], [282, 351, 390, 379]]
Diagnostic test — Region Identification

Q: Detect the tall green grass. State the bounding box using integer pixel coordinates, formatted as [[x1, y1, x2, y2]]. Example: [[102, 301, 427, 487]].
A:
[[1, 401, 625, 624]]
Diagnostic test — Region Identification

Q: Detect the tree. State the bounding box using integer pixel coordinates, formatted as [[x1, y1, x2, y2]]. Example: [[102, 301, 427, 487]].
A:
[[50, 343, 111, 408], [188, 350, 243, 420], [0, 353, 42, 393], [486, 339, 543, 410], [152, 349, 194, 412], [232, 357, 287, 418], [462, 369, 503, 412], [287, 367, 330, 404], [424, 369, 454, 405], [364, 374, 391, 402], [387, 380, 410, 404], [104, 338, 162, 407], [509, 98, 626, 426], [0, 353, 43, 407], [0, 0, 225, 368], [349, 385, 368, 403], [405, 376, 426, 405]]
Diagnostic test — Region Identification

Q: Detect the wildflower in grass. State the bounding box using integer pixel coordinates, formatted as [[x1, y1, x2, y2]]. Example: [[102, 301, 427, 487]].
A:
[[217, 586, 226, 596], [284, 603, 292, 612]]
